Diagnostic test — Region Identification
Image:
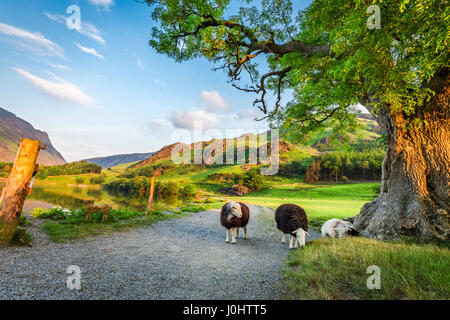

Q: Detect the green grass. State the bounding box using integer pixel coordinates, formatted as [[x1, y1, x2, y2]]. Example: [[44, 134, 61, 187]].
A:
[[283, 237, 450, 300], [235, 182, 379, 229], [41, 211, 188, 242]]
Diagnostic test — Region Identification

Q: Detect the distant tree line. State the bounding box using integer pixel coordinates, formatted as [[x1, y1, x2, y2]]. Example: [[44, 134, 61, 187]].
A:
[[305, 149, 385, 182], [102, 177, 197, 198], [207, 170, 265, 192], [36, 161, 102, 179]]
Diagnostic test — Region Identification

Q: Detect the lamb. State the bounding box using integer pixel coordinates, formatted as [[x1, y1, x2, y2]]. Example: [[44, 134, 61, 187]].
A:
[[321, 218, 359, 238], [220, 201, 250, 244], [275, 204, 309, 249]]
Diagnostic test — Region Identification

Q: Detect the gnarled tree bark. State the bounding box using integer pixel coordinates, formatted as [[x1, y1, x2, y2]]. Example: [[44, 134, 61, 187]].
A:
[[354, 70, 450, 241]]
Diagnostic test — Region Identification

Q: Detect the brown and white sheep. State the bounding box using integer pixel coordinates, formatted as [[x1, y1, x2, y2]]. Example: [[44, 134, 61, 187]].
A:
[[220, 202, 250, 244], [275, 204, 309, 249]]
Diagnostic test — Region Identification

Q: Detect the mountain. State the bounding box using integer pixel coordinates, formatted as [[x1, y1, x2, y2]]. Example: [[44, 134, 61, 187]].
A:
[[132, 114, 381, 168], [0, 107, 66, 165], [84, 152, 155, 168]]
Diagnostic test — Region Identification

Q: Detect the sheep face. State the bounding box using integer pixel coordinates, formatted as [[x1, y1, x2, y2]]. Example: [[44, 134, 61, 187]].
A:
[[227, 202, 242, 219], [294, 228, 307, 248], [346, 227, 359, 236]]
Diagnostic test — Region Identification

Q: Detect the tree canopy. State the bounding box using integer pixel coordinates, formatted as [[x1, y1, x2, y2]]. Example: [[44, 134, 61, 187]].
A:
[[146, 0, 449, 139]]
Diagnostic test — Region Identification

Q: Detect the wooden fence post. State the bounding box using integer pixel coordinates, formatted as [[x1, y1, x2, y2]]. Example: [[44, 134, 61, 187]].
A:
[[147, 176, 155, 218], [0, 139, 41, 244]]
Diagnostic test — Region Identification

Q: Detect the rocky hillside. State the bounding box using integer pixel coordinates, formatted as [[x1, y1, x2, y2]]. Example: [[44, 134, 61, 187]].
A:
[[0, 107, 66, 165], [84, 152, 155, 168]]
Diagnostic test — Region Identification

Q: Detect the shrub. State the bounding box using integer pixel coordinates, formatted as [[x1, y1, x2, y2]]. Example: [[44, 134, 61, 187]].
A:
[[75, 177, 85, 184], [90, 176, 106, 184], [182, 184, 197, 197], [341, 176, 349, 183]]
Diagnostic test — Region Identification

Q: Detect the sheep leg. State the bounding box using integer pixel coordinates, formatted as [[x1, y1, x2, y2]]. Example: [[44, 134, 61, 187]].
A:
[[300, 229, 306, 248], [282, 233, 286, 244], [225, 229, 230, 243], [236, 228, 240, 238], [289, 235, 294, 249], [243, 227, 248, 239], [294, 236, 299, 248], [231, 227, 237, 244]]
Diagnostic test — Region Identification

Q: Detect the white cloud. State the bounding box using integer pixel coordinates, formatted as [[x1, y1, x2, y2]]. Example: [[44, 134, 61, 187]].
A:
[[75, 43, 105, 59], [44, 12, 106, 45], [50, 63, 70, 71], [136, 58, 145, 70], [13, 67, 95, 107], [89, 0, 115, 10], [201, 90, 231, 112], [153, 79, 166, 85], [168, 110, 217, 130], [149, 119, 173, 131], [0, 22, 64, 58]]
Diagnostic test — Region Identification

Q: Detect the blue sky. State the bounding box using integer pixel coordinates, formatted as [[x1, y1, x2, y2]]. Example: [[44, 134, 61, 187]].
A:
[[0, 0, 311, 162]]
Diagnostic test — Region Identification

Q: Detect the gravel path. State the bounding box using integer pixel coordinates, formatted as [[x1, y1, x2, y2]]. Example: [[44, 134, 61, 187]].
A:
[[0, 205, 320, 300]]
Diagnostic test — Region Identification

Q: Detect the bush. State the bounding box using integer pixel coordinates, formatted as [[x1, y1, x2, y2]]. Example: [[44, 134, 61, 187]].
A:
[[31, 206, 147, 224], [90, 176, 106, 184], [182, 184, 197, 197], [75, 177, 85, 184], [341, 176, 349, 183]]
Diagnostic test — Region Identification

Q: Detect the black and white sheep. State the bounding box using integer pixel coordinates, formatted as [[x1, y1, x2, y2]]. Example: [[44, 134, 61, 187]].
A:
[[220, 201, 250, 244], [275, 204, 309, 249], [321, 218, 359, 238]]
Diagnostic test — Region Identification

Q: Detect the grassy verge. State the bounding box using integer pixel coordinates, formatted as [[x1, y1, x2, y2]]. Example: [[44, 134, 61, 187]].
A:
[[236, 182, 379, 229], [41, 211, 188, 243], [283, 237, 450, 300]]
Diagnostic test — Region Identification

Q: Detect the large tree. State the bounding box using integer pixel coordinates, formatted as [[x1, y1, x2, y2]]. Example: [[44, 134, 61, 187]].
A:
[[145, 0, 449, 241]]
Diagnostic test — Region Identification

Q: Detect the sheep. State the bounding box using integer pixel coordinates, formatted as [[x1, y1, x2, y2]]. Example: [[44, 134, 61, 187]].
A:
[[321, 218, 359, 238], [220, 201, 250, 244], [275, 204, 309, 249]]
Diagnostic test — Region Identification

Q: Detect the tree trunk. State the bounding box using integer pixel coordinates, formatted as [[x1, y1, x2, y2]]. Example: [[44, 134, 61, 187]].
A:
[[354, 71, 450, 241], [0, 139, 41, 245]]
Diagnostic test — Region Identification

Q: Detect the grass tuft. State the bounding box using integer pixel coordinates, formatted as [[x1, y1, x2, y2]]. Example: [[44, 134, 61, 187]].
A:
[[283, 237, 450, 300]]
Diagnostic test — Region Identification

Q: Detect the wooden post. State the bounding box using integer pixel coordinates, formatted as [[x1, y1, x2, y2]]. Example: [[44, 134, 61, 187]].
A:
[[147, 176, 155, 218], [0, 139, 41, 244]]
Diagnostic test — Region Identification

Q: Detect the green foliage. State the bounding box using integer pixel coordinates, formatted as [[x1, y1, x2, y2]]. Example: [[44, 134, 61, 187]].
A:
[[75, 177, 85, 184], [37, 161, 102, 179], [147, 0, 449, 136], [0, 162, 12, 176], [120, 162, 176, 178], [31, 206, 147, 224], [90, 176, 106, 185], [341, 176, 349, 184], [178, 204, 208, 213], [318, 149, 385, 181], [181, 184, 197, 197], [10, 226, 32, 246]]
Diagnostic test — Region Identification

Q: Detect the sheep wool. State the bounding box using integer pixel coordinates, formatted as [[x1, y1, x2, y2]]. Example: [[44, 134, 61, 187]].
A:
[[220, 202, 250, 244], [321, 218, 359, 238], [275, 204, 309, 249]]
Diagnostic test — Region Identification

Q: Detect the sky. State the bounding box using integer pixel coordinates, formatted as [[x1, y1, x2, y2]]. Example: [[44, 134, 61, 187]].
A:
[[0, 0, 312, 162]]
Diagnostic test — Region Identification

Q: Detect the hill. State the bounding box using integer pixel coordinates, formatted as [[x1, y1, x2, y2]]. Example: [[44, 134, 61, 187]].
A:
[[134, 115, 381, 167], [0, 107, 66, 165], [84, 152, 155, 168]]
